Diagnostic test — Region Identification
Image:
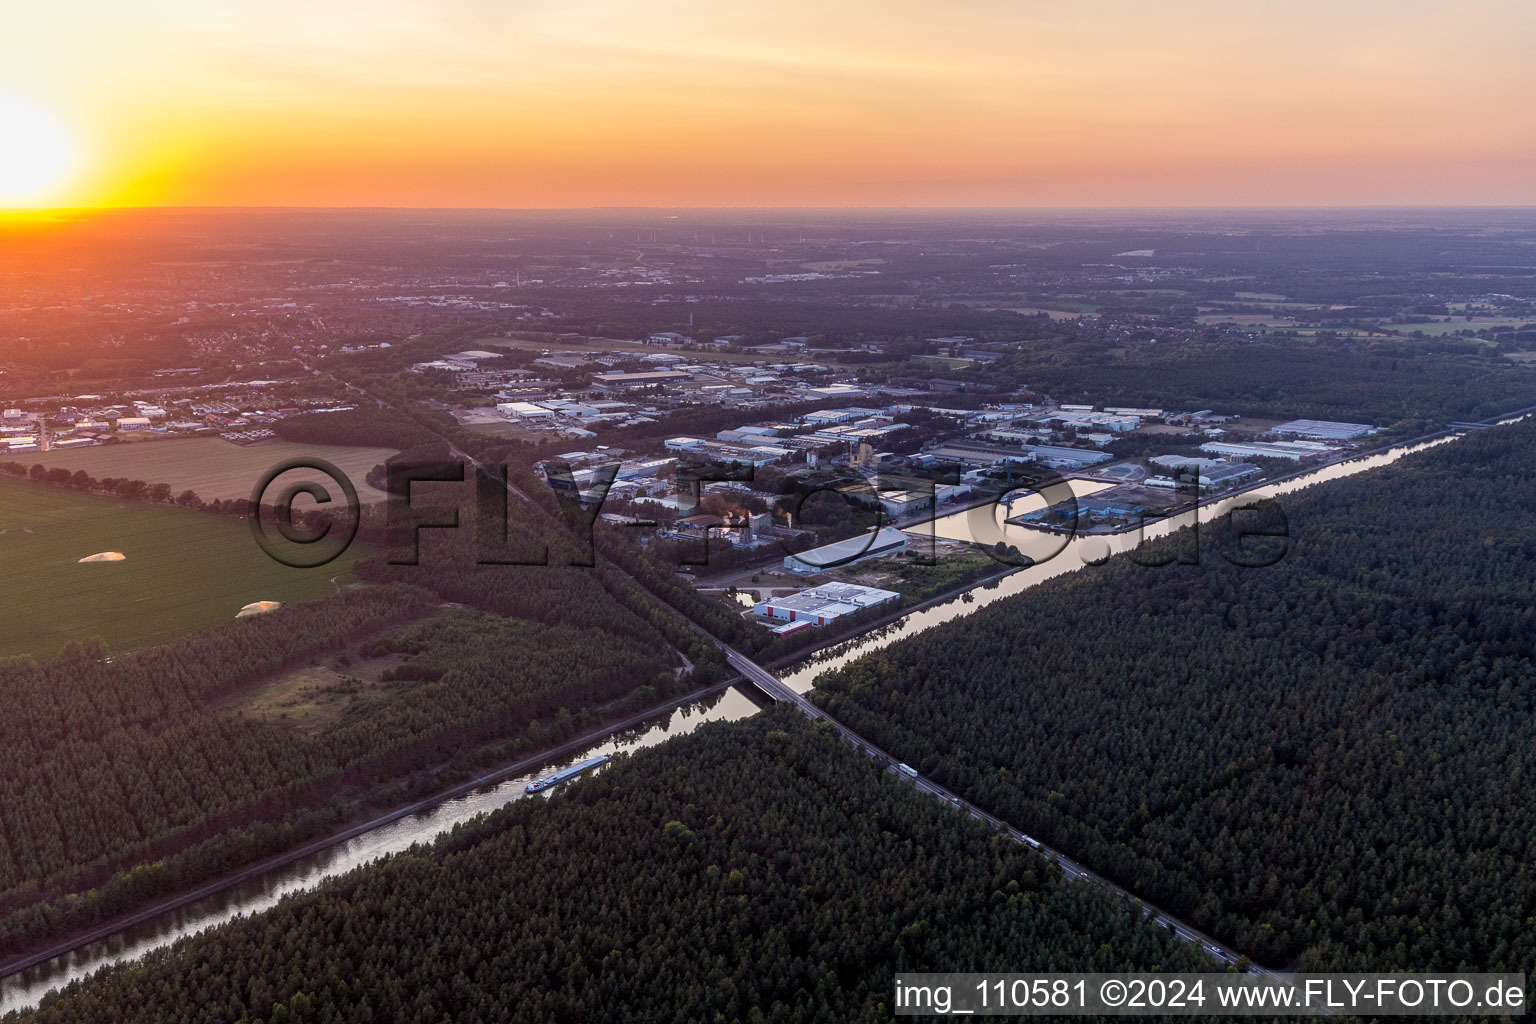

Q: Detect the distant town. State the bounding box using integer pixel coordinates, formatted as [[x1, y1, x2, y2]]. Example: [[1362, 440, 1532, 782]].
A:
[[3, 206, 1535, 1022], [2, 330, 1402, 642]]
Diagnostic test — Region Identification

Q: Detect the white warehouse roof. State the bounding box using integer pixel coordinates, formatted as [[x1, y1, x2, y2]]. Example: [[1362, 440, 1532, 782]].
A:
[[785, 526, 909, 573]]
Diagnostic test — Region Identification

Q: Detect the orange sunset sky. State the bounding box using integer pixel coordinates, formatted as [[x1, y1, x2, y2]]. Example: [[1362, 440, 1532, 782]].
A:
[[2, 0, 1534, 209]]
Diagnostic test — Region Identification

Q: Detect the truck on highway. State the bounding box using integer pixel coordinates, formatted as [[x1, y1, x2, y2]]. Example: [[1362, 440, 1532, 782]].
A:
[[896, 763, 918, 778]]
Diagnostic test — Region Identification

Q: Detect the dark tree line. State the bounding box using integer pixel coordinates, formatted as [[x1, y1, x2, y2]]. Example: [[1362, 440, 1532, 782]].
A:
[[273, 407, 436, 450], [977, 335, 1536, 425], [0, 586, 430, 945], [12, 712, 1216, 1024], [351, 453, 730, 678], [0, 461, 217, 513], [1, 459, 359, 524], [0, 580, 685, 953], [813, 417, 1536, 971], [0, 442, 744, 952]]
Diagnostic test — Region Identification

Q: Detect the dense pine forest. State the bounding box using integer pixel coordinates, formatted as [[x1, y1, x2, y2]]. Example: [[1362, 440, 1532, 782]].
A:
[[813, 416, 1536, 970], [0, 585, 685, 954], [11, 712, 1215, 1024], [0, 414, 756, 957]]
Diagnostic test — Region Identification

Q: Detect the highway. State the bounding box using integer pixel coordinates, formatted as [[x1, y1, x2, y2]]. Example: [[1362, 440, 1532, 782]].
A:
[[710, 635, 1289, 981]]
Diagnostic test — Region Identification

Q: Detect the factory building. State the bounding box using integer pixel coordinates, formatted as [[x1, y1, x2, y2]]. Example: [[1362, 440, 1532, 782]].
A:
[[1272, 419, 1374, 440], [784, 526, 909, 573], [800, 407, 883, 426], [1020, 444, 1114, 469], [497, 401, 554, 421], [752, 581, 901, 626], [1200, 440, 1332, 461], [1147, 461, 1260, 491], [664, 436, 792, 465]]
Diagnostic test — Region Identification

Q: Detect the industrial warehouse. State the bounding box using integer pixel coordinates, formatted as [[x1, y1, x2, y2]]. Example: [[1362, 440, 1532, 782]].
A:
[[784, 526, 910, 573], [1272, 418, 1375, 440], [751, 582, 901, 630]]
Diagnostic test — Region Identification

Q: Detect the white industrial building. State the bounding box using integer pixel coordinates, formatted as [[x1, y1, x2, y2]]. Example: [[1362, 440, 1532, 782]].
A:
[[1021, 444, 1114, 469], [878, 483, 970, 518], [1149, 455, 1226, 471], [1200, 440, 1332, 461], [1035, 410, 1141, 433], [878, 491, 932, 518], [1147, 461, 1260, 491], [663, 436, 792, 465], [716, 426, 781, 445], [1272, 418, 1374, 440], [752, 581, 900, 627], [784, 526, 909, 573], [497, 401, 554, 421], [800, 407, 881, 426], [616, 457, 675, 479], [1200, 462, 1261, 489]]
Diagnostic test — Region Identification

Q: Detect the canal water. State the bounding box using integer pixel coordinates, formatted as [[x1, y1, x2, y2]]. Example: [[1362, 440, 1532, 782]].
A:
[[0, 687, 763, 1014], [0, 431, 1465, 1013], [776, 433, 1458, 690]]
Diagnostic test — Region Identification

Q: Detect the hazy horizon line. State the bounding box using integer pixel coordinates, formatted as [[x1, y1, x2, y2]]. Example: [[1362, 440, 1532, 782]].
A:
[[8, 202, 1536, 216]]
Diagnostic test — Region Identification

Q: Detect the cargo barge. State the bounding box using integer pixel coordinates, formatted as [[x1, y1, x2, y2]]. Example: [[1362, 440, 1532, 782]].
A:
[[524, 753, 611, 793]]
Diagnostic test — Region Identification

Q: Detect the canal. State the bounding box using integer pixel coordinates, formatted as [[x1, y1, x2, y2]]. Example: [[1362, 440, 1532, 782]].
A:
[[0, 430, 1469, 1014], [0, 687, 763, 1014]]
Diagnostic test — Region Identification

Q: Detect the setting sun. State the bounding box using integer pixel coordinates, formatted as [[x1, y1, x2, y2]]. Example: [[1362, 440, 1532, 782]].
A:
[[0, 95, 76, 206]]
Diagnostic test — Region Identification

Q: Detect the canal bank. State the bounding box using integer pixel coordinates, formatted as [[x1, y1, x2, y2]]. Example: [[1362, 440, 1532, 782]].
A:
[[777, 428, 1474, 690], [2, 416, 1524, 1013], [0, 681, 761, 1014]]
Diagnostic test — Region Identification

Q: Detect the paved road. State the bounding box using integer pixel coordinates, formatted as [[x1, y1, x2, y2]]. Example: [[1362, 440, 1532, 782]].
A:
[[298, 357, 537, 507], [308, 350, 1332, 987], [708, 635, 1290, 980]]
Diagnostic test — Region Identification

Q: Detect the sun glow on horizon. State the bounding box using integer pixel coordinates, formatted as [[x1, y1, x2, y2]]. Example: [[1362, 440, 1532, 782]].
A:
[[3, 1, 1534, 208], [0, 95, 78, 207]]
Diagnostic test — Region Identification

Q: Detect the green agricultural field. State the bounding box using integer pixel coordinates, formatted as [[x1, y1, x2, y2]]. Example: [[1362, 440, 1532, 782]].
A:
[[0, 477, 369, 661], [17, 437, 397, 504], [911, 355, 974, 370], [1393, 318, 1525, 337]]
